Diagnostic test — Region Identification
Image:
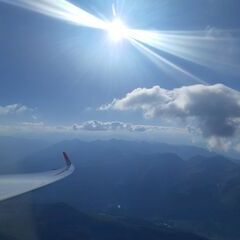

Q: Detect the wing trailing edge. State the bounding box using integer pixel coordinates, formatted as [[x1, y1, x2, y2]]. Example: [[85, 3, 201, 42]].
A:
[[0, 152, 74, 202]]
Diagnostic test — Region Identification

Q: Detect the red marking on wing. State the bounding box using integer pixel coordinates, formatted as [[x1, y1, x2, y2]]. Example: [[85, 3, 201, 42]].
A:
[[63, 152, 71, 166]]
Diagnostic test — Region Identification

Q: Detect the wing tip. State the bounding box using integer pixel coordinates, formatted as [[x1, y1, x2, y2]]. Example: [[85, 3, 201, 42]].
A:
[[63, 152, 72, 167]]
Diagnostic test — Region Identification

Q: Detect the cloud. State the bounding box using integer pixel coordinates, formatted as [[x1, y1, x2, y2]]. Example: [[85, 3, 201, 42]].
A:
[[100, 84, 240, 150], [72, 120, 171, 133], [21, 122, 45, 128], [0, 104, 33, 116]]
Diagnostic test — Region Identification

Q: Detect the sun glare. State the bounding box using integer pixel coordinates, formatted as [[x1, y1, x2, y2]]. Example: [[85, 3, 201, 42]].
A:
[[107, 18, 128, 42]]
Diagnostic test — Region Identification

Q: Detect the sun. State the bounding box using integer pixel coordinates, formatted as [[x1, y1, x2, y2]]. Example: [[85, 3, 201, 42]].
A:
[[107, 18, 128, 42]]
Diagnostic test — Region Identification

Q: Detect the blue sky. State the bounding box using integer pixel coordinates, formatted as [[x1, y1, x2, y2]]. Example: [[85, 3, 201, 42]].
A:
[[0, 0, 240, 150]]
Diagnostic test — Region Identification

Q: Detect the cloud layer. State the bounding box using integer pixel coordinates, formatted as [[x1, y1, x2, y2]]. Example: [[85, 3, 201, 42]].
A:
[[101, 84, 240, 150], [0, 120, 184, 135], [73, 120, 171, 133]]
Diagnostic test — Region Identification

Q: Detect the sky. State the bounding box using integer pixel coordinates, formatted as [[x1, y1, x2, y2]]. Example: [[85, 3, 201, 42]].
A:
[[0, 0, 240, 151]]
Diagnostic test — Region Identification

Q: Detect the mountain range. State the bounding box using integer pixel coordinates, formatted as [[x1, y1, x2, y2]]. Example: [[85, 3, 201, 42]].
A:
[[1, 137, 240, 239], [0, 201, 209, 240], [14, 139, 240, 239]]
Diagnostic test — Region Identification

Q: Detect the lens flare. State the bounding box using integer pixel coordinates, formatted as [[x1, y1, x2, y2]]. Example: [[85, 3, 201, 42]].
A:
[[2, 0, 239, 83], [107, 18, 128, 42]]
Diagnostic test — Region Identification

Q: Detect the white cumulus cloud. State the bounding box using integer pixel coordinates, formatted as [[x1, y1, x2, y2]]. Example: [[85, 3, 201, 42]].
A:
[[100, 84, 240, 150]]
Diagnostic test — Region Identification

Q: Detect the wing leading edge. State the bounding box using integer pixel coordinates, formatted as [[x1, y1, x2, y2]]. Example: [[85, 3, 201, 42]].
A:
[[0, 152, 74, 202]]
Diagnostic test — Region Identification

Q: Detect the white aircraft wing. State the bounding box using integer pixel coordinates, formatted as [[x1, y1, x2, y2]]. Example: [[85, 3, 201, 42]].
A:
[[0, 152, 74, 202]]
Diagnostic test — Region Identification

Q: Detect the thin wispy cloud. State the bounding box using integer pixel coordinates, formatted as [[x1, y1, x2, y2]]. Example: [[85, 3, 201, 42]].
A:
[[0, 104, 33, 116]]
